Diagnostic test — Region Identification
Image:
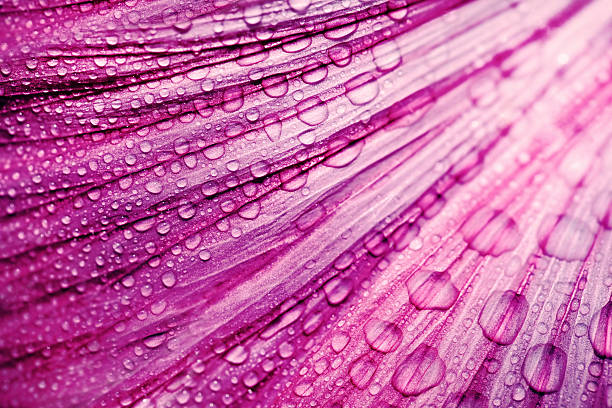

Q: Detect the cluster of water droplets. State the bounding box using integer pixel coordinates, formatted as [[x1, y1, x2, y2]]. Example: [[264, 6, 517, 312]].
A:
[[2, 0, 612, 407]]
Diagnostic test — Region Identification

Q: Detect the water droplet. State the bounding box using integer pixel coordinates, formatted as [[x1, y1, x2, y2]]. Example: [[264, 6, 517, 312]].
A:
[[364, 319, 403, 353], [345, 73, 379, 105], [294, 381, 314, 397], [288, 0, 310, 12], [406, 270, 458, 310], [302, 61, 328, 84], [222, 86, 244, 113], [297, 97, 329, 126], [349, 354, 378, 389], [328, 43, 352, 67], [161, 272, 176, 288], [373, 40, 401, 72], [243, 371, 259, 388], [392, 344, 446, 396], [331, 332, 350, 353], [324, 277, 352, 305], [204, 144, 225, 160], [143, 333, 166, 348], [589, 302, 612, 358], [260, 304, 305, 339], [461, 208, 520, 256], [198, 250, 211, 261], [478, 290, 529, 345], [145, 180, 163, 194], [537, 214, 595, 261], [225, 345, 249, 365], [178, 203, 196, 220], [278, 341, 294, 358], [324, 139, 364, 168], [238, 202, 261, 220], [243, 3, 262, 25], [262, 75, 288, 98], [297, 129, 316, 146], [303, 312, 323, 335], [521, 343, 567, 393]]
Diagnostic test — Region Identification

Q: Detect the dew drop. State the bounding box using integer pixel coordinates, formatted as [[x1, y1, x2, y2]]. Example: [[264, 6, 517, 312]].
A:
[[373, 40, 402, 72], [143, 333, 166, 348], [537, 214, 595, 261], [145, 180, 163, 194], [331, 332, 350, 353], [161, 272, 176, 288], [521, 343, 567, 393], [302, 61, 328, 84], [324, 277, 352, 305], [588, 301, 612, 358], [238, 202, 261, 220], [406, 270, 458, 310], [297, 129, 316, 146], [478, 290, 529, 345], [345, 73, 379, 105], [178, 203, 196, 220], [225, 345, 249, 365], [297, 97, 329, 126], [328, 43, 352, 67], [288, 0, 310, 12], [294, 381, 314, 397], [262, 75, 288, 98], [392, 344, 446, 396], [364, 319, 403, 353], [461, 208, 520, 256], [349, 354, 378, 389]]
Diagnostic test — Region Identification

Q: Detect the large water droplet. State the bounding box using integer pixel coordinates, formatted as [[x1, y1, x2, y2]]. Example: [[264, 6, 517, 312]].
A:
[[537, 214, 595, 261], [406, 270, 458, 310], [364, 319, 403, 353], [225, 345, 249, 365], [521, 343, 567, 393], [297, 97, 329, 126], [349, 354, 378, 389], [373, 40, 402, 72], [262, 75, 288, 98], [461, 208, 520, 256], [287, 0, 310, 12], [392, 344, 446, 396], [589, 301, 612, 358], [478, 290, 529, 345], [331, 332, 350, 353], [345, 73, 379, 105], [143, 333, 166, 348], [324, 277, 352, 305], [145, 180, 163, 194]]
